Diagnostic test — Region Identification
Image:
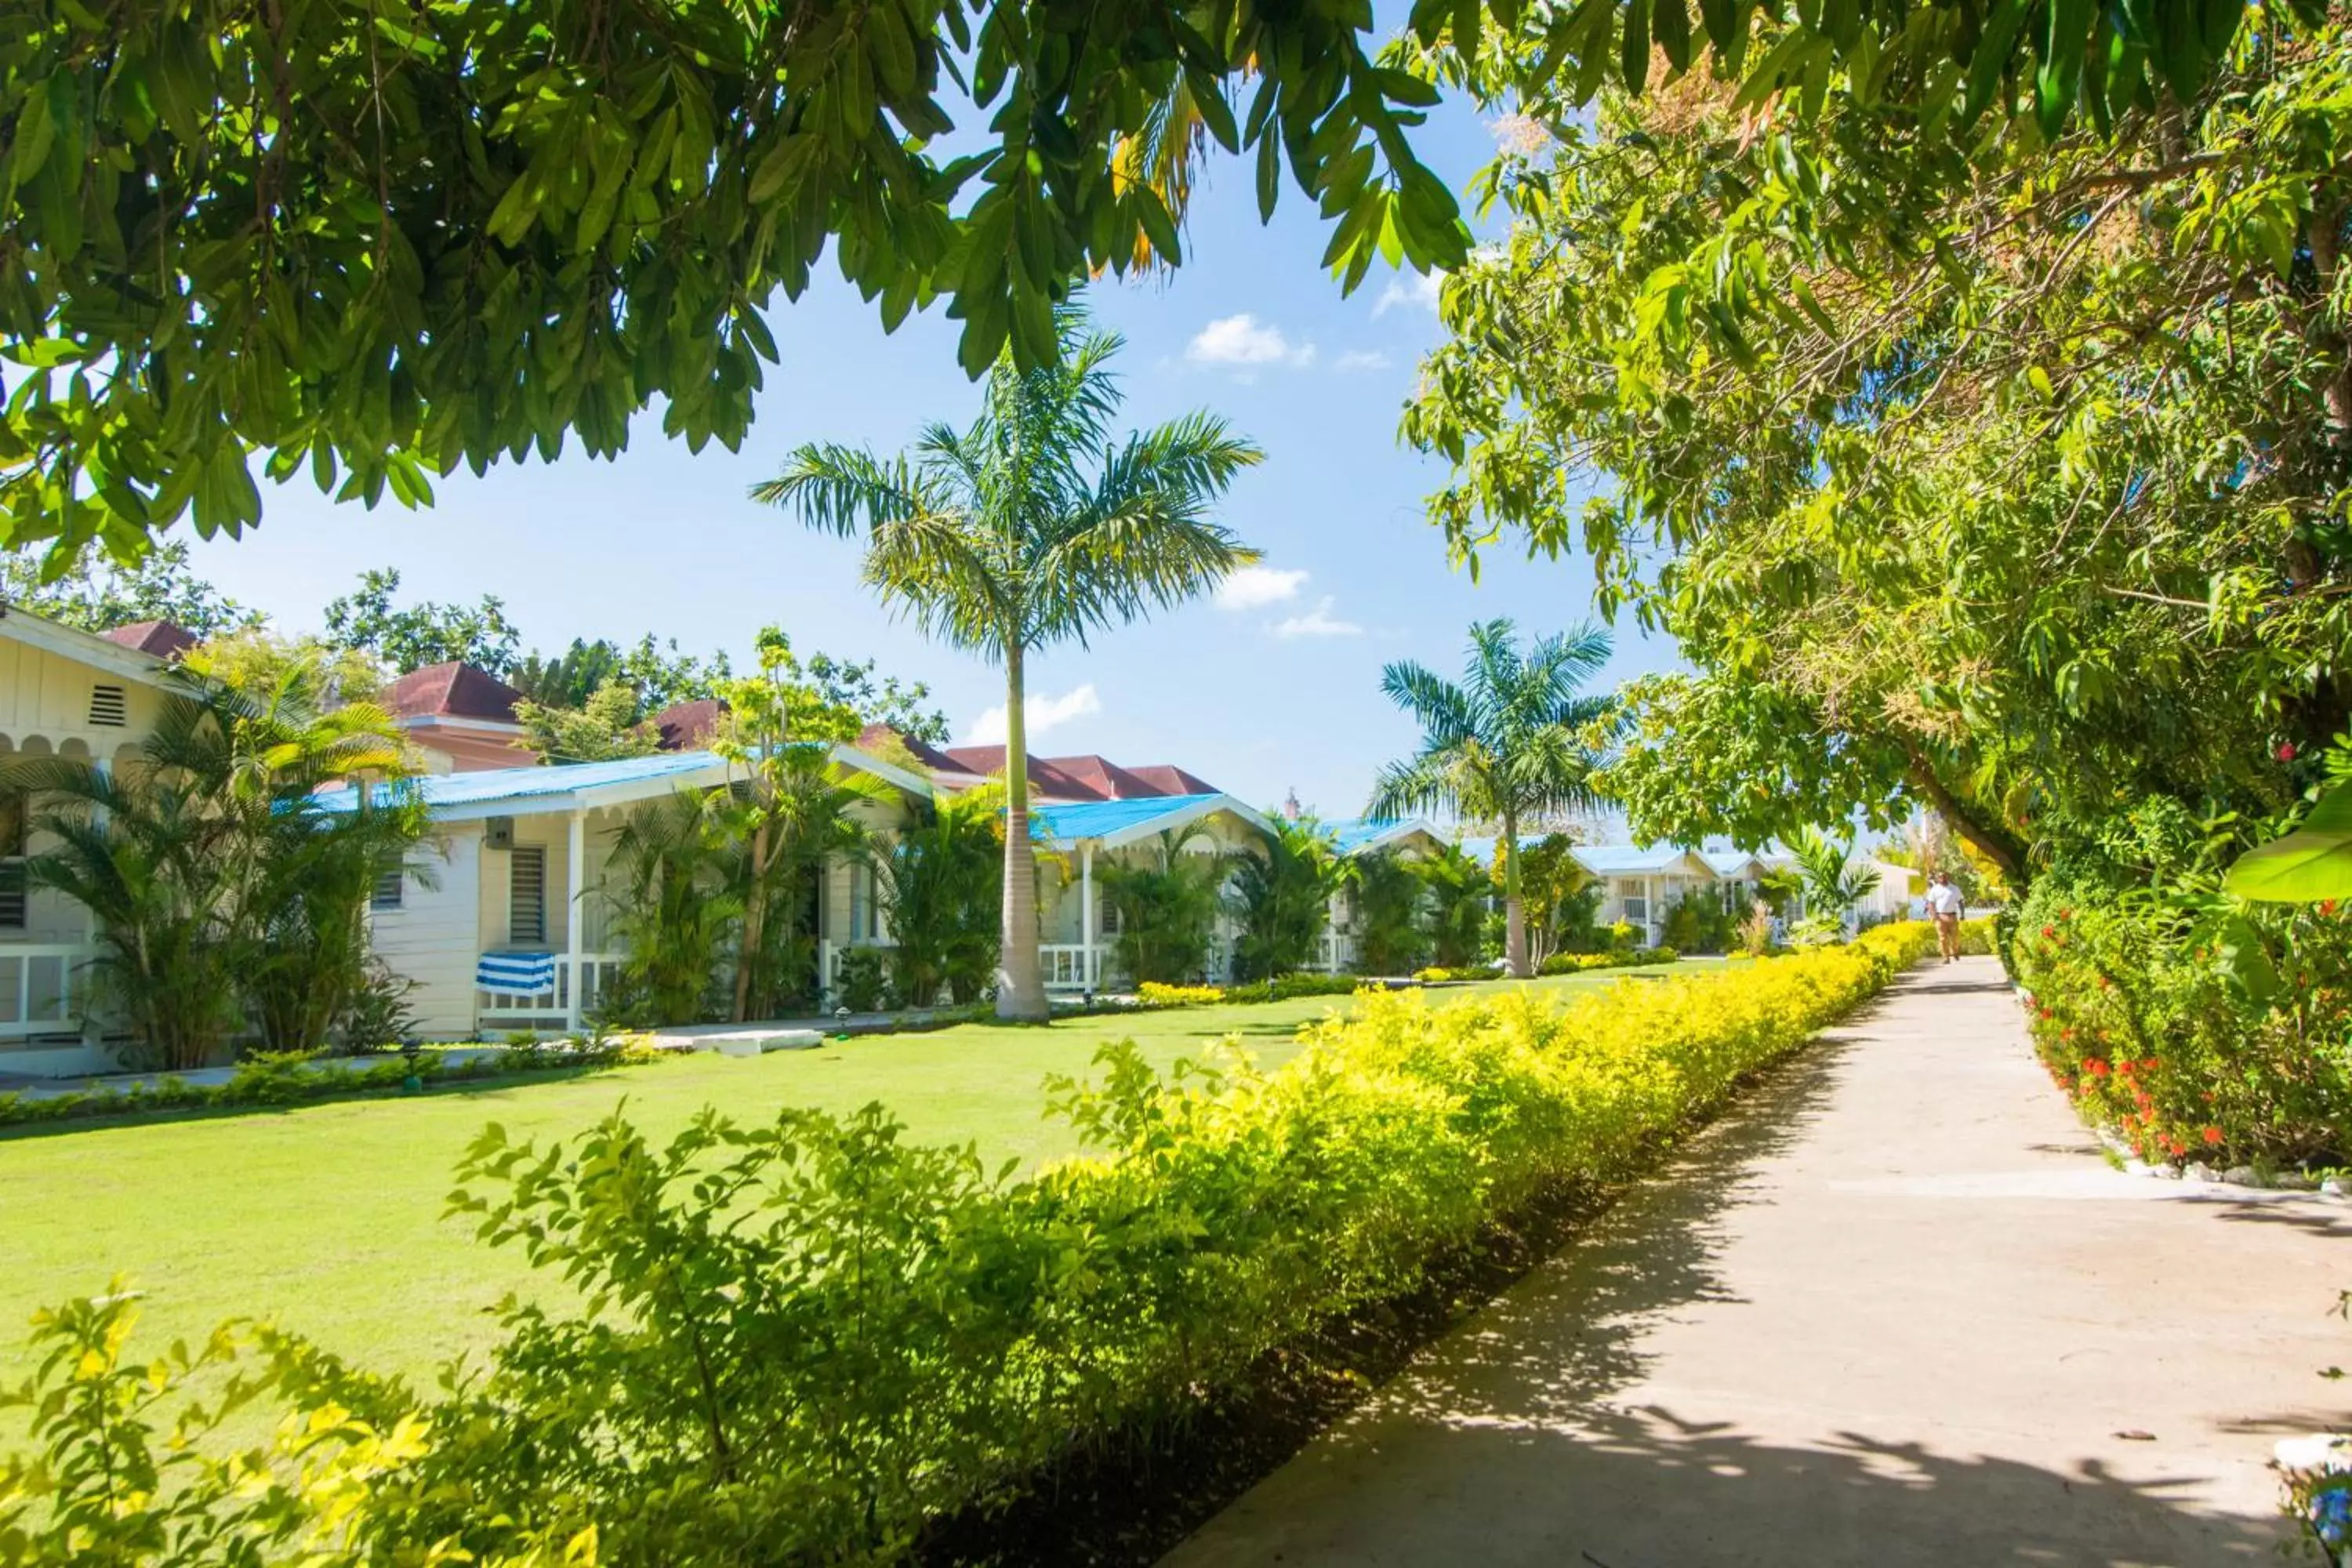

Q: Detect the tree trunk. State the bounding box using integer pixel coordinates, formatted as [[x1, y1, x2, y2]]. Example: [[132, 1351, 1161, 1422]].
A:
[[733, 821, 768, 1022], [996, 647, 1051, 1022], [1502, 807, 1530, 978], [1899, 741, 2029, 891]]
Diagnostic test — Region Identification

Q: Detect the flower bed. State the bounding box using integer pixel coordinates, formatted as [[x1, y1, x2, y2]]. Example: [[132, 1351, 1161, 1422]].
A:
[[1, 924, 1933, 1564]]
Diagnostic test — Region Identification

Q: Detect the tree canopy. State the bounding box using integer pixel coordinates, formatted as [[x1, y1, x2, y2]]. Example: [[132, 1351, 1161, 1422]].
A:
[[1405, 10, 2351, 881], [2, 0, 2275, 564]]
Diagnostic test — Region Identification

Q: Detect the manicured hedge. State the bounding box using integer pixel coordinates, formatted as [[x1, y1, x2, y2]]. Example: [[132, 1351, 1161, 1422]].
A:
[[1, 924, 1934, 1565], [1537, 946, 1681, 976], [0, 1041, 655, 1132]]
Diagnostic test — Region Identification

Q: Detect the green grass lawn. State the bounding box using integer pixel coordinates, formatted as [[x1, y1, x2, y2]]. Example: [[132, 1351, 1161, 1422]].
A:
[[0, 962, 1722, 1394]]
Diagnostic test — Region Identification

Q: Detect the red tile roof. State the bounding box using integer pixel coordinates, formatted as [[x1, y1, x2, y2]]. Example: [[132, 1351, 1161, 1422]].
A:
[[654, 699, 727, 751], [100, 620, 198, 659], [934, 746, 1219, 802], [856, 724, 967, 774], [383, 662, 524, 724], [1124, 763, 1221, 797]]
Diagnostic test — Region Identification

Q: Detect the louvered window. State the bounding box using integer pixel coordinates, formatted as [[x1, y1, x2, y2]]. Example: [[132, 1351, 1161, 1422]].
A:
[[509, 847, 546, 945], [372, 861, 404, 911], [87, 684, 128, 727]]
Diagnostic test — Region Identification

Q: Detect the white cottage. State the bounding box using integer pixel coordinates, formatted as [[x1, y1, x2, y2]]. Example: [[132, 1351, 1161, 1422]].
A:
[[326, 746, 933, 1037]]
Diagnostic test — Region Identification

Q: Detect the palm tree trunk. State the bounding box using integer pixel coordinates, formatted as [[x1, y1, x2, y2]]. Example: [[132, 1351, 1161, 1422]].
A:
[[1502, 807, 1530, 978], [996, 646, 1051, 1022]]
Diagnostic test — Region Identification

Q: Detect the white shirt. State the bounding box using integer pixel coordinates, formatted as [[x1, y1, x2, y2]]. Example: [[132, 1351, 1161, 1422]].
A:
[[1925, 884, 1964, 917]]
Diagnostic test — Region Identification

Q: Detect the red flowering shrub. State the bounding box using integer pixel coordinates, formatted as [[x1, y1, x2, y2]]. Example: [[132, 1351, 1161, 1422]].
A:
[[2015, 879, 2352, 1168]]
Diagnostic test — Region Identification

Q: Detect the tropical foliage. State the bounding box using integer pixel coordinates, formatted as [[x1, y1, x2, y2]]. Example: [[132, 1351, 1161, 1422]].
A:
[[1410, 17, 2352, 890], [1790, 829, 1884, 922], [597, 794, 739, 1028], [876, 788, 1005, 1007], [2, 670, 423, 1069], [1417, 843, 1494, 968], [757, 309, 1260, 1018], [708, 630, 880, 1021], [0, 927, 1930, 1562], [1098, 830, 1227, 987], [513, 680, 662, 764], [1370, 620, 1615, 976], [1346, 849, 1432, 976], [0, 0, 2247, 560], [1226, 816, 1343, 981], [1500, 833, 1604, 963]]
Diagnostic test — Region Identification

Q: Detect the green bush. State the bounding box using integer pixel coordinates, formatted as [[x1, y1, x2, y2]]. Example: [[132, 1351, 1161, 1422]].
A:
[[832, 946, 894, 1013], [1, 925, 1933, 1562], [0, 1041, 655, 1133], [1957, 914, 1998, 956], [2013, 879, 2352, 1168], [1223, 972, 1364, 1004]]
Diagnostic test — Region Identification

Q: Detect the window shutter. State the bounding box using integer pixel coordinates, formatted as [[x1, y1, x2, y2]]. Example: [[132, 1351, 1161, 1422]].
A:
[[510, 847, 546, 944]]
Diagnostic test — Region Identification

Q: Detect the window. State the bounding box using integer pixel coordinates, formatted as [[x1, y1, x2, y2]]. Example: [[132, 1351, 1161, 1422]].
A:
[[0, 791, 23, 931], [86, 684, 128, 728], [509, 846, 546, 945], [848, 861, 873, 942], [1618, 878, 1648, 925], [371, 861, 404, 911]]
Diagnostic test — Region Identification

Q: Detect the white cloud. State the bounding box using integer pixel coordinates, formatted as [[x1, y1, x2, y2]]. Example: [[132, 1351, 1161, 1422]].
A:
[[1372, 269, 1446, 318], [964, 683, 1102, 746], [1334, 349, 1393, 372], [1215, 565, 1310, 611], [1187, 314, 1316, 368], [1272, 597, 1364, 639]]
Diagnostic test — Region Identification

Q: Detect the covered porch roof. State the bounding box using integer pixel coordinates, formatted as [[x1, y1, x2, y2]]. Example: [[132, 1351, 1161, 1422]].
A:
[[1570, 844, 1720, 879], [314, 742, 932, 823], [1029, 791, 1272, 851], [1321, 817, 1446, 857]]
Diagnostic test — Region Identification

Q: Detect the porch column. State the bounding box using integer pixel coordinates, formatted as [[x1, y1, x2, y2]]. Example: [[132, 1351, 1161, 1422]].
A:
[[564, 808, 586, 1033], [1643, 876, 1657, 946], [1080, 843, 1096, 987]]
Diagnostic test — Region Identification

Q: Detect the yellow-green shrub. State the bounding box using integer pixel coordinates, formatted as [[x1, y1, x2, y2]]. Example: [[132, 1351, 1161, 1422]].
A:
[[2, 924, 1935, 1564], [1136, 980, 1225, 1007]]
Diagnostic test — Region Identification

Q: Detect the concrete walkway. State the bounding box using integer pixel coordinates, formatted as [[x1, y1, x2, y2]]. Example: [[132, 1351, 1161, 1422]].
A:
[[1165, 958, 2352, 1567]]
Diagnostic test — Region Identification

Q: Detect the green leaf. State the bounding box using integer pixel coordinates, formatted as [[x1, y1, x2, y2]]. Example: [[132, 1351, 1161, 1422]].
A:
[[1653, 0, 1693, 73], [1621, 0, 1653, 93], [2223, 789, 2352, 902]]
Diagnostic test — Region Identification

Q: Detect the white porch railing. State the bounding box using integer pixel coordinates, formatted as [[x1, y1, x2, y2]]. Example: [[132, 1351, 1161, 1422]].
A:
[[1040, 943, 1105, 991], [477, 952, 628, 1032], [0, 942, 92, 1036], [1319, 931, 1356, 975]]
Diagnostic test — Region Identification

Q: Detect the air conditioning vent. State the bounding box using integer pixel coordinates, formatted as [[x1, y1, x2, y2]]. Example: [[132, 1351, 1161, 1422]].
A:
[[87, 684, 128, 727]]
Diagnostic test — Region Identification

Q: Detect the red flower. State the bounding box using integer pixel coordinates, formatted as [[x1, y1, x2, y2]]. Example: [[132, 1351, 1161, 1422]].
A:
[[2087, 1058, 2111, 1077], [2202, 1126, 2225, 1145], [2041, 924, 2056, 938], [2059, 907, 2074, 920], [2062, 1026, 2076, 1042], [2140, 1058, 2159, 1073], [2278, 742, 2299, 762], [2322, 901, 2339, 916]]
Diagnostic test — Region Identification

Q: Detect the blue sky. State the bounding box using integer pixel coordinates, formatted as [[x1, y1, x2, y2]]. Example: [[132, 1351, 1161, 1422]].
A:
[[186, 93, 1676, 821]]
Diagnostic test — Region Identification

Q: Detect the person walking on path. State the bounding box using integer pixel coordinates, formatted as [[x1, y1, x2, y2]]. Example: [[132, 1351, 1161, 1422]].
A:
[[1925, 870, 1965, 962]]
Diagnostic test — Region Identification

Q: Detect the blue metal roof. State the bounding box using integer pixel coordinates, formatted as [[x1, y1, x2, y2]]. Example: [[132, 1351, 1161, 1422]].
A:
[[1572, 844, 1711, 875], [1322, 818, 1426, 855], [315, 750, 726, 813], [1030, 793, 1231, 844], [1703, 848, 1762, 875]]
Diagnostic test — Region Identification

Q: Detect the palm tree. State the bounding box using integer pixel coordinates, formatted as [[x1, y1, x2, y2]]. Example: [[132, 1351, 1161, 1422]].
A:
[[1791, 828, 1883, 925], [1226, 815, 1342, 981], [753, 310, 1262, 1020], [2, 666, 419, 1066], [1369, 619, 1617, 979]]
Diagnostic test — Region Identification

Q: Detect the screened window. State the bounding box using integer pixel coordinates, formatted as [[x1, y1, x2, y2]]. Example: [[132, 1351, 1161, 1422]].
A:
[[509, 846, 546, 945], [1617, 878, 1649, 924]]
